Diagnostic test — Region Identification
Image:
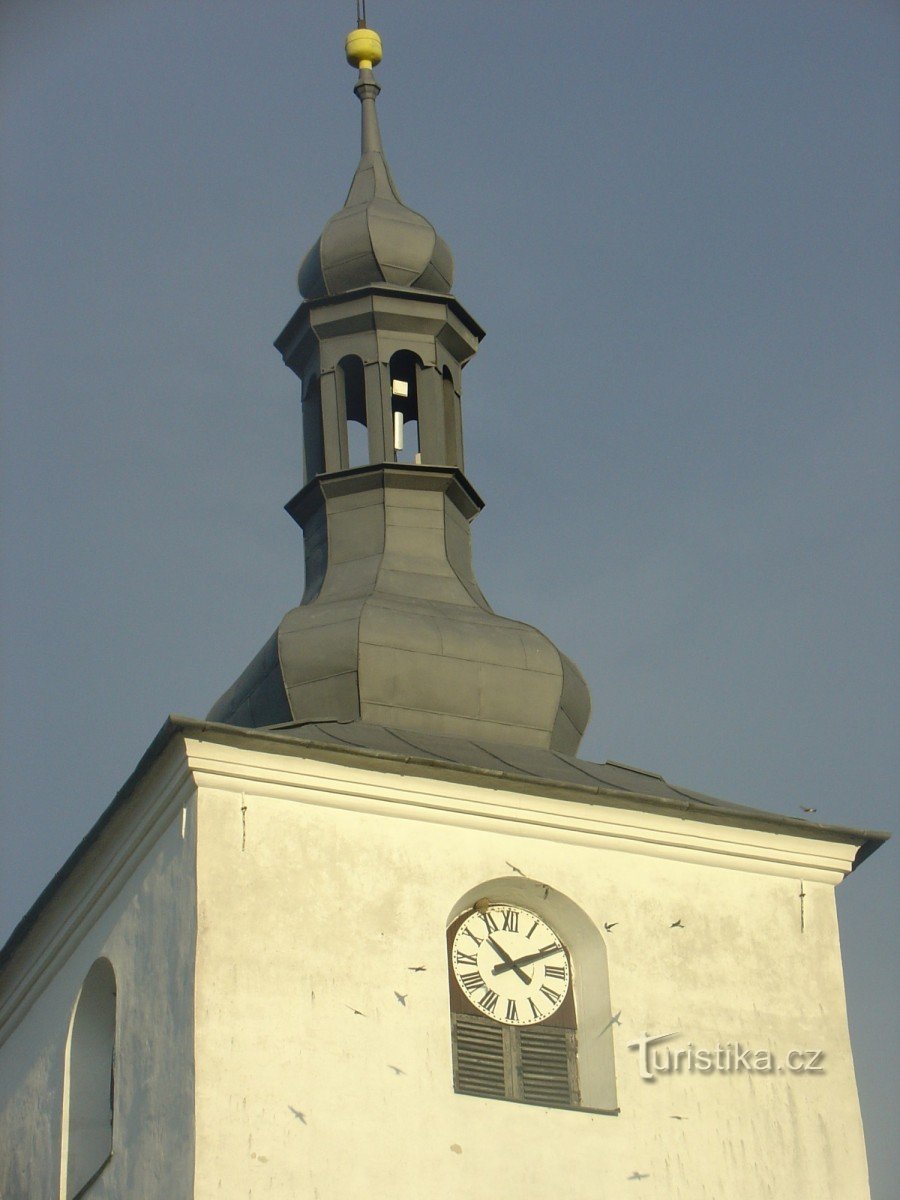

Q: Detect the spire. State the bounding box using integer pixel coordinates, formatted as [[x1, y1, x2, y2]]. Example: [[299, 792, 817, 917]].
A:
[[207, 24, 592, 756], [297, 27, 454, 299]]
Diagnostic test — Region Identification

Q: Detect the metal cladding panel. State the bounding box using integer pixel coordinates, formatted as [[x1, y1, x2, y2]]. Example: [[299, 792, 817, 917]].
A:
[[207, 632, 291, 728], [284, 671, 360, 724], [277, 615, 360, 687], [359, 601, 444, 655], [359, 703, 553, 748]]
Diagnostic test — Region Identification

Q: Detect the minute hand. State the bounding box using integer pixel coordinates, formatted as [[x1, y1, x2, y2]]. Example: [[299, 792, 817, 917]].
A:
[[492, 945, 564, 976]]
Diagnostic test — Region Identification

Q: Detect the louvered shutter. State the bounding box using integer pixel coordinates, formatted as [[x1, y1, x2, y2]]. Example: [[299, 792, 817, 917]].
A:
[[518, 1024, 579, 1106], [452, 1012, 579, 1107], [452, 1013, 508, 1098]]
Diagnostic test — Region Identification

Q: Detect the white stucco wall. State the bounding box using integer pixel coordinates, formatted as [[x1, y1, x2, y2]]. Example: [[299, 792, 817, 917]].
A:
[[190, 737, 870, 1200], [0, 752, 197, 1200]]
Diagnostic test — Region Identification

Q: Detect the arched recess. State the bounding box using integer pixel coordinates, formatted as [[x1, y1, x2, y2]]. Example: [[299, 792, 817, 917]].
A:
[[447, 877, 617, 1113], [388, 350, 422, 463], [337, 355, 368, 468], [60, 958, 117, 1199]]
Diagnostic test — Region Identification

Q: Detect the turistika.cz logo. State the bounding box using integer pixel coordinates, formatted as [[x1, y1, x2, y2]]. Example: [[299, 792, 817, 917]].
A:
[[627, 1032, 826, 1082]]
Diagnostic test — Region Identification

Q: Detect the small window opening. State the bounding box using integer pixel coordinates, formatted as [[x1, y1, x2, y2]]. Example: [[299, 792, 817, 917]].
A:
[[339, 356, 368, 467], [390, 351, 420, 464]]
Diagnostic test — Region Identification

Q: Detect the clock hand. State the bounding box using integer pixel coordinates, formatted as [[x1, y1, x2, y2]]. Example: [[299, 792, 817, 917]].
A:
[[491, 944, 564, 976], [486, 936, 532, 985]]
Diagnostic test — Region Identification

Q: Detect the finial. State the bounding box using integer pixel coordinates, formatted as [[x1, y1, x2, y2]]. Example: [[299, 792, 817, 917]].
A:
[[345, 26, 382, 72]]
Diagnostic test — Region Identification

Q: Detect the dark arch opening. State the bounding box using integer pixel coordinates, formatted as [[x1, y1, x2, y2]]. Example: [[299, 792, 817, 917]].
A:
[[338, 355, 367, 467], [389, 350, 422, 464]]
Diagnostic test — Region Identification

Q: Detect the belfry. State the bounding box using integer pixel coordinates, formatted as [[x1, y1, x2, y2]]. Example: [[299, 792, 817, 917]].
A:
[[210, 25, 590, 753], [0, 22, 883, 1200]]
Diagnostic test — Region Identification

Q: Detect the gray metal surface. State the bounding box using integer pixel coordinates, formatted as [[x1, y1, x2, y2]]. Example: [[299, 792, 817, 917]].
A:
[[208, 464, 592, 751], [298, 69, 453, 300], [210, 50, 592, 752]]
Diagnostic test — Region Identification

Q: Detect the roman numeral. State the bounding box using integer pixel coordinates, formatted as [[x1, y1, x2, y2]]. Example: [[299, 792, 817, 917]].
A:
[[540, 942, 562, 957], [506, 999, 518, 1022], [463, 928, 483, 946], [501, 909, 519, 933], [460, 971, 484, 993], [455, 951, 477, 966], [479, 911, 499, 934], [539, 985, 561, 1004], [545, 965, 566, 980], [528, 997, 542, 1019], [480, 988, 499, 1014], [526, 920, 538, 939]]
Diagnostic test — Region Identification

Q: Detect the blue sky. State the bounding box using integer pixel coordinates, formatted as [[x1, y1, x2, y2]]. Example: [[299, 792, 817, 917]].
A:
[[2, 2, 897, 1191]]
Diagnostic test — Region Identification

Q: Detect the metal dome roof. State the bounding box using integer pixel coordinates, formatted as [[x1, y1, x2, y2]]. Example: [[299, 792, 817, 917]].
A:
[[297, 69, 453, 300]]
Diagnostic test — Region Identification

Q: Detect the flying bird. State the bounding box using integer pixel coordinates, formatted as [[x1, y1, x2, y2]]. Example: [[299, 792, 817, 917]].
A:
[[345, 1004, 367, 1017], [387, 1064, 406, 1075], [670, 1115, 687, 1120], [670, 919, 684, 928], [800, 806, 817, 814], [604, 921, 618, 932], [597, 1010, 622, 1038], [407, 965, 427, 973], [505, 860, 525, 876], [394, 992, 408, 1006], [628, 1171, 649, 1181], [288, 1106, 307, 1124]]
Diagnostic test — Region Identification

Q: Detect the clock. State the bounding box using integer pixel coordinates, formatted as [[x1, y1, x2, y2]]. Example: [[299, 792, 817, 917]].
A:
[[451, 904, 570, 1026]]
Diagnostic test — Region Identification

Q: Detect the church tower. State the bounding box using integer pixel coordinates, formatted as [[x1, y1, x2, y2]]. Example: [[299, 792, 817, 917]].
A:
[[0, 23, 883, 1200]]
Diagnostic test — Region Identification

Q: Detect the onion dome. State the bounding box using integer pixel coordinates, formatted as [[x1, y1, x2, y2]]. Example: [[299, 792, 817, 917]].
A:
[[298, 28, 454, 300]]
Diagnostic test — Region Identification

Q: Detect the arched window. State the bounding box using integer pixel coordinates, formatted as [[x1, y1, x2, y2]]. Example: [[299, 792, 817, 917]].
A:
[[338, 355, 368, 468], [389, 350, 421, 463], [447, 878, 617, 1113], [61, 959, 117, 1199]]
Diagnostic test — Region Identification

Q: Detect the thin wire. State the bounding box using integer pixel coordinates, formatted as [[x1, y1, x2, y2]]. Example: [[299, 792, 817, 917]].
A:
[[356, 0, 367, 29]]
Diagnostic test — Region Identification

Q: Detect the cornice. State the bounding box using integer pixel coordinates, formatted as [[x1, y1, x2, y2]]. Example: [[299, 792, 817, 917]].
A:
[[182, 735, 865, 886]]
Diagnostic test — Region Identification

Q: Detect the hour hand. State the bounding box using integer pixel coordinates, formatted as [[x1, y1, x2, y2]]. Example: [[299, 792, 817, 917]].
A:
[[486, 936, 531, 985]]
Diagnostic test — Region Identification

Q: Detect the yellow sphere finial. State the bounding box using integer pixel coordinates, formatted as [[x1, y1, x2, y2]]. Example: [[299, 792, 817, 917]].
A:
[[345, 26, 382, 71]]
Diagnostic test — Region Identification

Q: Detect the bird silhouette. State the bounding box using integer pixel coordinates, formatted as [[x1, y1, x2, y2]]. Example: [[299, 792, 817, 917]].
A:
[[505, 860, 525, 876], [604, 921, 618, 932], [670, 919, 684, 928], [597, 1010, 622, 1037], [800, 806, 817, 814], [394, 992, 408, 1006], [670, 1115, 687, 1120], [387, 1064, 406, 1075], [407, 965, 427, 973], [345, 1004, 367, 1017], [628, 1171, 649, 1181], [288, 1106, 307, 1124]]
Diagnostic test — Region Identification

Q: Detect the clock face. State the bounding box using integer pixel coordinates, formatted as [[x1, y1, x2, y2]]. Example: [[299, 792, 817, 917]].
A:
[[451, 904, 570, 1026]]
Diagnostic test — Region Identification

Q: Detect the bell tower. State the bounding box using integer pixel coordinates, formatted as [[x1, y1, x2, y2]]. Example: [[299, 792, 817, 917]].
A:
[[209, 26, 591, 753], [0, 18, 881, 1200]]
